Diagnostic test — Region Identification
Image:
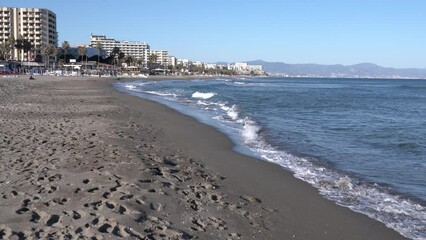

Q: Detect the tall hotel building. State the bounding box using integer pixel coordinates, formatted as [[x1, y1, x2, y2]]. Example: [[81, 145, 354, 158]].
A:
[[90, 34, 150, 65], [0, 7, 58, 61]]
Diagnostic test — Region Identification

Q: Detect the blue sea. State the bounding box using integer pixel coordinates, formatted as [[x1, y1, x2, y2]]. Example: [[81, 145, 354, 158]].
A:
[[115, 77, 426, 239]]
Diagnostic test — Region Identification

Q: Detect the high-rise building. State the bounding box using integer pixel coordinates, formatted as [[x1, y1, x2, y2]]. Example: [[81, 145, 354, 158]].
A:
[[0, 7, 58, 61], [90, 34, 150, 65]]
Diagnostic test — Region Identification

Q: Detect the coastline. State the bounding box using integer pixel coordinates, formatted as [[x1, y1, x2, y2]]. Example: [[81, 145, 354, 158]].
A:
[[0, 75, 407, 239]]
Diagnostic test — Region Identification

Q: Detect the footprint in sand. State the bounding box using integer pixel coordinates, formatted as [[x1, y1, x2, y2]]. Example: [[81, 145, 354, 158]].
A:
[[0, 225, 12, 238], [112, 224, 129, 238], [87, 187, 100, 193], [119, 194, 134, 201], [150, 202, 162, 211], [118, 205, 127, 214], [31, 210, 48, 223], [98, 223, 113, 233], [15, 207, 30, 214], [46, 214, 61, 227], [105, 201, 116, 209], [72, 210, 85, 220], [84, 200, 103, 211]]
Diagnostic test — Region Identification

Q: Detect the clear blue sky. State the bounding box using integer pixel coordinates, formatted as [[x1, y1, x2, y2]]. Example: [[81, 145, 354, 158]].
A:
[[2, 0, 426, 68]]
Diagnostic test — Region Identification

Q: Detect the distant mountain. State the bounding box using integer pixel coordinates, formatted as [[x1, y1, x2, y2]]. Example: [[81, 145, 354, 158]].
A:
[[246, 60, 426, 79]]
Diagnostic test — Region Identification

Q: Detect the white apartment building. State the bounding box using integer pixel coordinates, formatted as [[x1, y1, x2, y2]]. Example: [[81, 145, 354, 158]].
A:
[[229, 62, 248, 71], [0, 7, 58, 61], [177, 59, 191, 68], [149, 50, 171, 66], [90, 34, 150, 64], [205, 63, 217, 69], [192, 61, 204, 68], [168, 56, 177, 67]]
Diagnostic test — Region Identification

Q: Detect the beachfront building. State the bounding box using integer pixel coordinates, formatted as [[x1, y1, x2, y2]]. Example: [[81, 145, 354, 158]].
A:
[[0, 7, 58, 61], [192, 61, 204, 68], [168, 56, 177, 67], [90, 34, 150, 65], [228, 62, 264, 75], [177, 59, 191, 68], [149, 50, 172, 66], [205, 63, 217, 69]]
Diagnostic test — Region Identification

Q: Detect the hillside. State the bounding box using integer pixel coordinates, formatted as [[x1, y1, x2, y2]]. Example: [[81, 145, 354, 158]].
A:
[[245, 60, 426, 79]]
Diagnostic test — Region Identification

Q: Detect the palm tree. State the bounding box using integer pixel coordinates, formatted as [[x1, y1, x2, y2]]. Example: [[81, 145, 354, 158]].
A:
[[14, 38, 24, 62], [95, 42, 102, 63], [41, 44, 58, 69], [110, 47, 120, 64], [124, 55, 135, 67], [176, 63, 184, 73], [0, 43, 6, 60], [61, 41, 70, 64], [148, 54, 158, 74], [136, 58, 143, 67], [109, 47, 122, 69], [22, 39, 33, 62], [78, 46, 86, 62], [6, 35, 15, 60], [118, 52, 125, 65], [50, 46, 59, 69], [78, 46, 87, 71], [168, 64, 175, 74], [40, 44, 49, 67]]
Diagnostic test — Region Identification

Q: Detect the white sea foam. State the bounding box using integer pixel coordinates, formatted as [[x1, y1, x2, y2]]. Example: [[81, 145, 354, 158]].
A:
[[254, 144, 426, 240], [122, 82, 154, 91], [221, 105, 239, 120], [145, 91, 178, 98], [136, 82, 151, 86], [241, 120, 261, 145], [192, 92, 216, 99], [196, 100, 211, 106], [125, 84, 137, 90], [211, 101, 426, 240], [234, 82, 246, 85]]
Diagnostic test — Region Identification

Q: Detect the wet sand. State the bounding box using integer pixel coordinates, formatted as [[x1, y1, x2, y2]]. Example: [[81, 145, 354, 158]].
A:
[[0, 75, 407, 239]]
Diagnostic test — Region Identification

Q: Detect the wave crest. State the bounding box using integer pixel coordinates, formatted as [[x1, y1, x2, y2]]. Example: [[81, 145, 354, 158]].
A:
[[192, 92, 216, 99]]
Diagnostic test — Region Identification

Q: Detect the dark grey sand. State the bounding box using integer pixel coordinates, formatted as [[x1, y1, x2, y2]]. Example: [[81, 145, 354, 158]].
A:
[[0, 75, 407, 239]]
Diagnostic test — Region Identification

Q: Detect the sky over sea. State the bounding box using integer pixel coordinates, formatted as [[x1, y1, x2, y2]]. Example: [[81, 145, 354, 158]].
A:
[[2, 0, 426, 68]]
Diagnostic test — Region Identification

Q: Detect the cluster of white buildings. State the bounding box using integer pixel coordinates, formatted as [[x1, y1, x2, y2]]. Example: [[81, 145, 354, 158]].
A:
[[0, 7, 265, 75], [88, 34, 264, 74], [90, 34, 176, 67], [228, 62, 264, 75], [174, 59, 264, 74], [89, 34, 265, 75]]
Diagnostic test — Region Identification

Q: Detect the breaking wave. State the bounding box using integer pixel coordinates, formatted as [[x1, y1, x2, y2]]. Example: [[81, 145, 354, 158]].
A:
[[192, 92, 216, 99]]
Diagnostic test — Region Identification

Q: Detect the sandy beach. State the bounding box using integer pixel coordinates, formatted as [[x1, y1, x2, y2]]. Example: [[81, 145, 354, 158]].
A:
[[0, 75, 407, 239]]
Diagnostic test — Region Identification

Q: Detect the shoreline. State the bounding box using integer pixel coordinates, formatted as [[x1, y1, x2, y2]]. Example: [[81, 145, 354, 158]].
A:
[[0, 75, 407, 239], [112, 77, 410, 239]]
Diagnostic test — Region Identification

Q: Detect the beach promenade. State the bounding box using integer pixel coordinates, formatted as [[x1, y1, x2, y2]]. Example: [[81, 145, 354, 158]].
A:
[[0, 76, 407, 239]]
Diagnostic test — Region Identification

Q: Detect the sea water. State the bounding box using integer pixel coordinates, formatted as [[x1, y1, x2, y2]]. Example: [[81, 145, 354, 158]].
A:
[[115, 77, 426, 239]]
